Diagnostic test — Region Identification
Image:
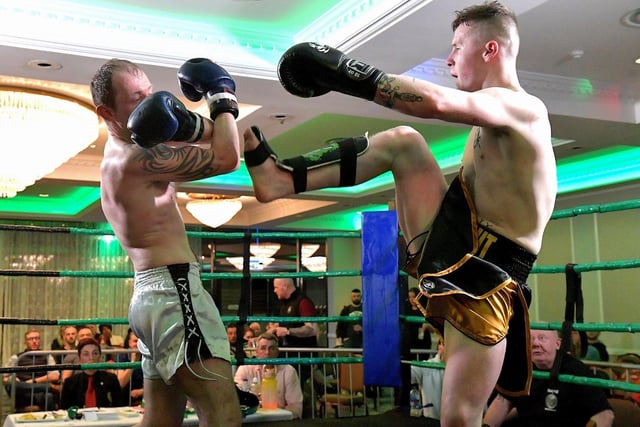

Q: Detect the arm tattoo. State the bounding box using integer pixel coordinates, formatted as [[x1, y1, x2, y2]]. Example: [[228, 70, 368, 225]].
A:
[[377, 75, 423, 108], [474, 128, 482, 149], [134, 144, 217, 181]]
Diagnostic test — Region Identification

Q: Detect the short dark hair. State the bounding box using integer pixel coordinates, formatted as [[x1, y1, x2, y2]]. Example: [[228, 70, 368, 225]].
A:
[[452, 1, 517, 32], [90, 58, 143, 109], [351, 288, 361, 293], [77, 338, 101, 355]]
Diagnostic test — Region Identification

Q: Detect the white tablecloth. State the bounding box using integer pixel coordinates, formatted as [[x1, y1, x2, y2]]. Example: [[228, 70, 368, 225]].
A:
[[3, 407, 293, 427]]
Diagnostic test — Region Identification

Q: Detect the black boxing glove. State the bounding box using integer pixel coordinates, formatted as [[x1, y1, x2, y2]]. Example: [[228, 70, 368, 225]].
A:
[[178, 58, 238, 120], [127, 91, 204, 148], [277, 42, 385, 100]]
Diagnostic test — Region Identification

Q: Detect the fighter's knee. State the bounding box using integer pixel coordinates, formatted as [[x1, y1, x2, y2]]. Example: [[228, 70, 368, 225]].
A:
[[387, 125, 424, 143], [375, 126, 426, 152]]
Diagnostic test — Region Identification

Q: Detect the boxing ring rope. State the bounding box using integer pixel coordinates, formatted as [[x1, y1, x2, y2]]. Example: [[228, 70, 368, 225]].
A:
[[408, 359, 640, 394], [2, 197, 639, 236], [1, 198, 640, 418], [0, 224, 360, 240], [2, 258, 639, 278], [551, 199, 640, 219]]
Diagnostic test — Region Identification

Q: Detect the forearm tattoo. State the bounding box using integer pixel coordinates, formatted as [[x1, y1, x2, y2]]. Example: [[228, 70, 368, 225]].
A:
[[134, 144, 217, 181], [377, 75, 423, 108]]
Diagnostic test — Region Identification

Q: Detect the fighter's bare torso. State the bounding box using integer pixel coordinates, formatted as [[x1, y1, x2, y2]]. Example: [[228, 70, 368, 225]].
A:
[[461, 119, 557, 254], [100, 136, 197, 271]]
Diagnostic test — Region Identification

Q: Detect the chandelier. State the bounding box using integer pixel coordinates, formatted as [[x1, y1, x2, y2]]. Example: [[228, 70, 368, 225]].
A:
[[185, 194, 242, 228], [301, 256, 327, 272], [226, 256, 275, 271], [249, 242, 281, 258], [301, 243, 320, 258], [0, 88, 99, 198]]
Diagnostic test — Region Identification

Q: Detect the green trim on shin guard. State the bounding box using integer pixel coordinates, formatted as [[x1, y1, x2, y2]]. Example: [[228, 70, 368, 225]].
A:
[[280, 134, 369, 193]]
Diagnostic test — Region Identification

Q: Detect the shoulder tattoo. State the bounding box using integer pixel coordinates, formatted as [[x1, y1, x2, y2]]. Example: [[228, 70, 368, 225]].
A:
[[377, 75, 423, 108], [133, 145, 217, 180]]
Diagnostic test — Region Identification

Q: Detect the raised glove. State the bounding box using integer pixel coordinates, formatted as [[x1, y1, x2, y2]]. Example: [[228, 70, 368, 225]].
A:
[[178, 58, 238, 120], [127, 91, 204, 148], [277, 42, 385, 100]]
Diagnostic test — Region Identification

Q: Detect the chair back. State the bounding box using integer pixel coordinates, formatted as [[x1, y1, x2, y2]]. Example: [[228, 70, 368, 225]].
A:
[[337, 363, 365, 394], [608, 398, 640, 427]]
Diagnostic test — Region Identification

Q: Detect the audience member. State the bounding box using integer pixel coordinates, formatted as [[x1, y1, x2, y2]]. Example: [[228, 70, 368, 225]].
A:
[[242, 326, 257, 358], [227, 323, 240, 357], [60, 338, 124, 409], [51, 326, 78, 364], [249, 322, 262, 338], [269, 277, 318, 416], [234, 333, 303, 419], [243, 326, 255, 343], [483, 329, 614, 427], [611, 352, 640, 406], [3, 328, 60, 411], [60, 326, 96, 384], [116, 328, 144, 406], [96, 324, 115, 361], [586, 331, 609, 362], [397, 287, 432, 408], [269, 278, 318, 349], [269, 278, 317, 378], [411, 338, 445, 419], [571, 331, 600, 361], [405, 287, 433, 353], [335, 288, 363, 349]]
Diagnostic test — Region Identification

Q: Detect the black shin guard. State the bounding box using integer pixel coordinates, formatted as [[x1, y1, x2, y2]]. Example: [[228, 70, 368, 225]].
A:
[[244, 126, 277, 167], [281, 134, 369, 193], [243, 126, 369, 194]]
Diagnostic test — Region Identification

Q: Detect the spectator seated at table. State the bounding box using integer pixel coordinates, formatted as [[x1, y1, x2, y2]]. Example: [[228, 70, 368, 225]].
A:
[[60, 338, 124, 409], [116, 328, 144, 406], [3, 328, 60, 412], [235, 333, 303, 419], [60, 326, 95, 385]]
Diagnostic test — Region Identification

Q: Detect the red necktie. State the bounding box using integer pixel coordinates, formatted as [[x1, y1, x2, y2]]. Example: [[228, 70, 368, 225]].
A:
[[85, 375, 97, 407]]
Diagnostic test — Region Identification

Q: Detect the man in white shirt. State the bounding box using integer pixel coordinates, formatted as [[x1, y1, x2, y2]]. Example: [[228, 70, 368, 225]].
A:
[[410, 339, 445, 419], [234, 333, 303, 419]]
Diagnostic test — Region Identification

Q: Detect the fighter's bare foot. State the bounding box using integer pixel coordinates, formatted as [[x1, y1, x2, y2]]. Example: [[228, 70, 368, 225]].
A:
[[243, 127, 294, 202]]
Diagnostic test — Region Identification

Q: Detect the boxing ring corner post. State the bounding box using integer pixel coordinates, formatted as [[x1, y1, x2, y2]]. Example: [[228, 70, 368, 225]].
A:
[[361, 211, 402, 387]]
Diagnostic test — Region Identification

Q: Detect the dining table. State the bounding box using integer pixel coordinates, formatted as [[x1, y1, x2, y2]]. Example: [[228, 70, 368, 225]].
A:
[[3, 406, 294, 427]]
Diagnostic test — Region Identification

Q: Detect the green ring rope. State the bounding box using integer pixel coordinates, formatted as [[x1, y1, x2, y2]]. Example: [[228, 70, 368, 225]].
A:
[[3, 316, 640, 334], [1, 198, 638, 238], [408, 360, 640, 393], [551, 199, 640, 220]]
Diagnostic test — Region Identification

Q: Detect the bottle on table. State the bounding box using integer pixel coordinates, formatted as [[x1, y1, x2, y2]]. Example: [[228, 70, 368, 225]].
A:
[[250, 376, 260, 397], [261, 367, 278, 410]]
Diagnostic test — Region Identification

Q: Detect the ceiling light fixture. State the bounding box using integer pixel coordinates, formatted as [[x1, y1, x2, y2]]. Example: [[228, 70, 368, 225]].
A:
[[301, 243, 320, 258], [301, 256, 327, 272], [0, 88, 98, 198], [249, 242, 281, 258], [185, 194, 242, 228], [621, 8, 640, 28], [226, 256, 275, 271]]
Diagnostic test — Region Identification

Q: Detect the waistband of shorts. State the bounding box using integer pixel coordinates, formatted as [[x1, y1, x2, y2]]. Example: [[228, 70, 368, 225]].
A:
[[134, 262, 200, 281], [477, 224, 537, 284]]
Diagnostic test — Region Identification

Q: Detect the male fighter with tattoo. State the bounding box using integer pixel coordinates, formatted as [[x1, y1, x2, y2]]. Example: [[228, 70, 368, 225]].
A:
[[243, 2, 557, 425], [94, 58, 242, 427]]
